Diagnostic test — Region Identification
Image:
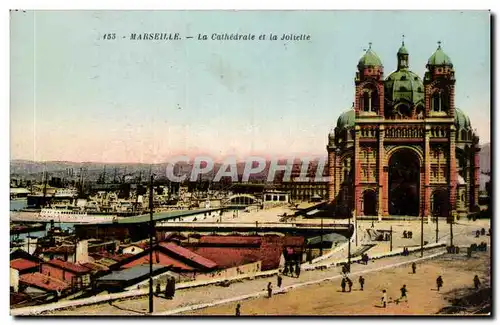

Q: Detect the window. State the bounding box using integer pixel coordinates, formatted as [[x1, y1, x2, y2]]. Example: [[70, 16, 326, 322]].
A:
[[432, 93, 441, 112], [363, 92, 370, 111], [432, 91, 449, 112]]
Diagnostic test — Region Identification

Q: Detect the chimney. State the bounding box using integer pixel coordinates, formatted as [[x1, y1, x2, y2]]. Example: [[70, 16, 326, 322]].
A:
[[76, 240, 89, 263]]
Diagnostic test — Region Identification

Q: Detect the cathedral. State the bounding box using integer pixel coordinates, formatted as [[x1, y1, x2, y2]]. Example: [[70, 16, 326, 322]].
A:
[[327, 41, 481, 219]]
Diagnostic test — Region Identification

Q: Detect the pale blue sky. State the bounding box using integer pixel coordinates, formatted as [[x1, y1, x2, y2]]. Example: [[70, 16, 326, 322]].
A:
[[10, 10, 490, 163]]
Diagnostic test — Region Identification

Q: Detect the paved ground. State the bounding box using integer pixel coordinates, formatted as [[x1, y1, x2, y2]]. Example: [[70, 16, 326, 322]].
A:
[[34, 217, 491, 316], [186, 251, 491, 316], [43, 246, 446, 315]]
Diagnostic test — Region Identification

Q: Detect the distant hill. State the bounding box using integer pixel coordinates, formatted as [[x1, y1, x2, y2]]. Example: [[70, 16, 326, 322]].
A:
[[10, 157, 328, 183]]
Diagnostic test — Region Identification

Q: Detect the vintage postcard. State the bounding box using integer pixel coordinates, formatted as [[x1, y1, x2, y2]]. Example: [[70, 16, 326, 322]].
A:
[[9, 10, 491, 316]]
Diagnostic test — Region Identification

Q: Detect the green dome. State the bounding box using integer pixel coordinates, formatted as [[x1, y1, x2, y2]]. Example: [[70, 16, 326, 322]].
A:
[[427, 45, 453, 67], [336, 109, 355, 130], [397, 44, 409, 55], [357, 48, 383, 69], [455, 108, 471, 130], [384, 69, 424, 104]]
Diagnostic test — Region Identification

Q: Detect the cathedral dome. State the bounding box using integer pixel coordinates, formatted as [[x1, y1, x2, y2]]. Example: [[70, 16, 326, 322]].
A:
[[455, 108, 471, 130], [357, 48, 383, 69], [336, 108, 355, 131], [427, 43, 453, 67], [397, 44, 409, 55], [384, 69, 424, 105]]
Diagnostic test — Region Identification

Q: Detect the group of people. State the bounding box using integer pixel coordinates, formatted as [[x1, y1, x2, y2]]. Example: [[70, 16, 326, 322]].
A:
[[340, 276, 365, 292], [360, 253, 370, 265], [380, 284, 408, 308], [402, 230, 414, 239], [283, 262, 301, 278], [476, 228, 489, 237], [402, 247, 410, 256], [164, 277, 176, 299]]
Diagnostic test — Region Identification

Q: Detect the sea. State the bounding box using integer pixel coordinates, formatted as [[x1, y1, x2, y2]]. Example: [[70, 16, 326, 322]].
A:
[[10, 199, 75, 240]]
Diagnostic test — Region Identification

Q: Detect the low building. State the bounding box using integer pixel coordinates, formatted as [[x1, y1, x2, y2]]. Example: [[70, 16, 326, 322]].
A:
[[40, 259, 91, 290], [111, 242, 217, 275], [19, 272, 70, 295], [184, 235, 304, 271], [38, 245, 76, 263], [279, 181, 328, 202], [120, 242, 149, 255], [10, 259, 39, 275], [94, 264, 170, 292]]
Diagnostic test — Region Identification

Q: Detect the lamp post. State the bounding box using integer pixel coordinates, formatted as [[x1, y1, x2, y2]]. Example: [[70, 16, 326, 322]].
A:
[[450, 211, 454, 247], [390, 225, 393, 252], [348, 210, 352, 269], [435, 213, 439, 244], [320, 214, 324, 256], [420, 211, 424, 257], [148, 174, 154, 314]]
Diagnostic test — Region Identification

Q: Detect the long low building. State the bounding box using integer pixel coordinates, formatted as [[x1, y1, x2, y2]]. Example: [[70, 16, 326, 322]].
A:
[[74, 208, 224, 241]]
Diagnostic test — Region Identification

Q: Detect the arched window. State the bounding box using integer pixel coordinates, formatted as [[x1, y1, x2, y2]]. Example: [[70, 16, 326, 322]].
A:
[[432, 93, 441, 112], [461, 130, 467, 141], [363, 92, 370, 112], [397, 104, 411, 118], [432, 90, 449, 112]]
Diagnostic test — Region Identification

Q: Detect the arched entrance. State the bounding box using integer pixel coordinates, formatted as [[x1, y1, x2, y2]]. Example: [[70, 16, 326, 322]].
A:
[[388, 148, 420, 216], [431, 188, 449, 217], [363, 190, 377, 216]]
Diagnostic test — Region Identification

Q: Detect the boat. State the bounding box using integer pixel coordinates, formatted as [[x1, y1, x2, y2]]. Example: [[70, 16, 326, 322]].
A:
[[10, 207, 120, 224]]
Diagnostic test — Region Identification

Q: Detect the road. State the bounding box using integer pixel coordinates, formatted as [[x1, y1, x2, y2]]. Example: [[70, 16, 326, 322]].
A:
[[186, 251, 491, 316]]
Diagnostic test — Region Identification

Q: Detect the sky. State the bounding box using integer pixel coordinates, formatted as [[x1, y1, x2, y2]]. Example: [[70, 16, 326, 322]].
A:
[[10, 10, 491, 163]]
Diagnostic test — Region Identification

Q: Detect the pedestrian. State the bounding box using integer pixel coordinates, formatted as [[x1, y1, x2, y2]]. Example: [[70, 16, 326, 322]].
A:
[[267, 282, 273, 298], [169, 277, 176, 299], [408, 231, 413, 239], [359, 276, 365, 291], [347, 277, 353, 292], [411, 262, 416, 274], [403, 230, 407, 239], [164, 278, 170, 299], [474, 275, 481, 290], [235, 303, 241, 316], [296, 263, 301, 278], [277, 274, 282, 288], [400, 284, 408, 302], [341, 277, 346, 292], [481, 228, 486, 236], [381, 290, 387, 308], [476, 230, 480, 238], [436, 276, 443, 292]]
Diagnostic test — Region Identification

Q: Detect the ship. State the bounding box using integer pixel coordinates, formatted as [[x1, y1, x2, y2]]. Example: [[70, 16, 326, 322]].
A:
[[10, 207, 121, 224]]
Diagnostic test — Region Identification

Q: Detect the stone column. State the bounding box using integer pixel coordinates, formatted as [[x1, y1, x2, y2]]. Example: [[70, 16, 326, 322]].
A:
[[474, 147, 480, 208], [465, 151, 470, 210], [449, 125, 457, 214], [424, 125, 431, 217], [328, 149, 335, 202], [354, 126, 362, 214], [378, 125, 385, 216]]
